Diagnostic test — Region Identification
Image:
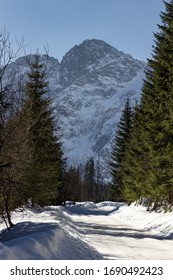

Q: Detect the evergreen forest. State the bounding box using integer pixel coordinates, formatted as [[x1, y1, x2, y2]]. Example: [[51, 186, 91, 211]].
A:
[[110, 0, 173, 210]]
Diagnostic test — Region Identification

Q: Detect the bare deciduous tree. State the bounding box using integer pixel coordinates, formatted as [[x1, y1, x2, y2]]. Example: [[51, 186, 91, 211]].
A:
[[0, 27, 24, 229]]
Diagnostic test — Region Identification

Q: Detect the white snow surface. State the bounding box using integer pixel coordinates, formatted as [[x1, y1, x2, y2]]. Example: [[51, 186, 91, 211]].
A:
[[0, 202, 173, 260]]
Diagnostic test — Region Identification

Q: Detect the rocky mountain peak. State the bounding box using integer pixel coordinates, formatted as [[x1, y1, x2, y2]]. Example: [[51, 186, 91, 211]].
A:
[[4, 39, 146, 179], [61, 39, 114, 65], [60, 39, 118, 86]]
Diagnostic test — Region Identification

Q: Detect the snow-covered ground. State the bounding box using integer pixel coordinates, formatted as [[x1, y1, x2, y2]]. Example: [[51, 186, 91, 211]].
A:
[[0, 202, 173, 260]]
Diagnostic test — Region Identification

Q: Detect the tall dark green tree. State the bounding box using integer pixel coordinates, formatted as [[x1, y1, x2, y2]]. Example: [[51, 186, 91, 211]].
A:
[[110, 97, 133, 201], [121, 104, 149, 203], [83, 157, 95, 201], [95, 158, 104, 202], [122, 0, 173, 205], [22, 54, 65, 206], [64, 166, 81, 201]]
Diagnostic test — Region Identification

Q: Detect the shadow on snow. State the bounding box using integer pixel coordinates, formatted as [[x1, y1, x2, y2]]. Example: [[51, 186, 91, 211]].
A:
[[0, 222, 58, 243]]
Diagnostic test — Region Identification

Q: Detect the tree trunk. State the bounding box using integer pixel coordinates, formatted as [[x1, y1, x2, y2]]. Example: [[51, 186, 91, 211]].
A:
[[5, 199, 14, 229]]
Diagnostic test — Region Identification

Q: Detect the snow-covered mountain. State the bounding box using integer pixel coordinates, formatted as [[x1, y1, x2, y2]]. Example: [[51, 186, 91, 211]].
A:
[[6, 39, 146, 179]]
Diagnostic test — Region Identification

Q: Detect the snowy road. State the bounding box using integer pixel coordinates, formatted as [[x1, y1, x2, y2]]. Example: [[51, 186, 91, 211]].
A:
[[0, 202, 173, 259], [60, 203, 173, 259]]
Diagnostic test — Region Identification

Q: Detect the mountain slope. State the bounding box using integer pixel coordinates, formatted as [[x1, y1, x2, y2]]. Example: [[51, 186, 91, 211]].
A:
[[55, 39, 146, 178], [6, 39, 146, 179]]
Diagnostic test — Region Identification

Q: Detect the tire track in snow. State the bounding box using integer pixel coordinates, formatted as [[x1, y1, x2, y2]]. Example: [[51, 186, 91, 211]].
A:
[[58, 205, 173, 259]]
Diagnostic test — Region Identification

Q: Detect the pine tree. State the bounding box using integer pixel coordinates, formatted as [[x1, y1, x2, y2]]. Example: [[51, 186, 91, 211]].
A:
[[122, 104, 149, 203], [22, 54, 65, 206], [95, 158, 104, 202], [110, 98, 133, 201], [83, 157, 95, 201], [122, 0, 173, 205], [64, 166, 81, 201]]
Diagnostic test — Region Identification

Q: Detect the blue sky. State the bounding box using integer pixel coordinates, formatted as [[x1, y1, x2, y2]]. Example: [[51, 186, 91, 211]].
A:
[[1, 0, 164, 62]]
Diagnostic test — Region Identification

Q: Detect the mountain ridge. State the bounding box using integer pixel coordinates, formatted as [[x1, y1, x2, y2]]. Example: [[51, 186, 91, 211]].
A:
[[5, 39, 146, 179]]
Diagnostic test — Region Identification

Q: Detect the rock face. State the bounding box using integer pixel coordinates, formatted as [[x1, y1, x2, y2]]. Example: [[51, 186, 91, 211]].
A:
[[6, 39, 146, 179]]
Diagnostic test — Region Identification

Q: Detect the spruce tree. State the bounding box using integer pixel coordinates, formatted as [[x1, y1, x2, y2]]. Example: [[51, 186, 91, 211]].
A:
[[95, 159, 104, 202], [83, 157, 95, 201], [64, 166, 81, 201], [22, 54, 64, 206], [109, 98, 133, 201], [121, 104, 149, 203], [122, 0, 173, 205]]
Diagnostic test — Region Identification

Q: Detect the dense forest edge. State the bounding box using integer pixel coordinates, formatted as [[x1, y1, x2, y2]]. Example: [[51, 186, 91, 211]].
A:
[[110, 0, 173, 211]]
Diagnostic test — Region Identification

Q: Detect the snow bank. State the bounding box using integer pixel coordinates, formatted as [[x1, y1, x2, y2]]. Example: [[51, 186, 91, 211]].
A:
[[0, 242, 16, 259], [62, 201, 173, 238], [60, 201, 173, 259], [73, 201, 173, 238], [0, 209, 103, 260], [113, 203, 173, 238], [97, 201, 125, 207], [0, 202, 173, 260]]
